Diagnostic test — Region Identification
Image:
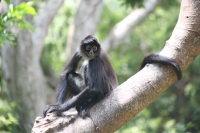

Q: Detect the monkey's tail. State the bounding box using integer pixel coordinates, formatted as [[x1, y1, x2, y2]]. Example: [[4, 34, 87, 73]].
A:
[[139, 54, 182, 80]]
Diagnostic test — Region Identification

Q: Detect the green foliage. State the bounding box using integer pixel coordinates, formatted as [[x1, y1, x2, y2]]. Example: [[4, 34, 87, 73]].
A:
[[0, 99, 20, 133], [160, 0, 180, 9], [119, 0, 145, 8], [118, 0, 180, 9], [109, 37, 142, 84], [0, 2, 36, 46], [1, 0, 10, 5], [41, 0, 76, 74], [135, 6, 180, 52], [0, 2, 36, 133], [97, 0, 132, 40], [182, 56, 200, 132]]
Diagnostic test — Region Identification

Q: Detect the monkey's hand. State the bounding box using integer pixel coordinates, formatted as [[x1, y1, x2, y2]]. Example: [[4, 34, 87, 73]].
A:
[[43, 104, 62, 117], [79, 107, 90, 119]]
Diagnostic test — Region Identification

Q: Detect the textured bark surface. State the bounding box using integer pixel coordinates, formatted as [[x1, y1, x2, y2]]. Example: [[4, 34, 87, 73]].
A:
[[32, 0, 200, 132]]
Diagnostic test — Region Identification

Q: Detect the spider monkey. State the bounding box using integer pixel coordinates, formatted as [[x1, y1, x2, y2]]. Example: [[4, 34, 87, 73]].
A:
[[43, 35, 118, 118], [43, 35, 182, 118]]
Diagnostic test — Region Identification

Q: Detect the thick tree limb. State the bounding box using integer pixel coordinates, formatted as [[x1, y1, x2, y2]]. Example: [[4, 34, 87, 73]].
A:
[[32, 0, 200, 132], [102, 0, 161, 52]]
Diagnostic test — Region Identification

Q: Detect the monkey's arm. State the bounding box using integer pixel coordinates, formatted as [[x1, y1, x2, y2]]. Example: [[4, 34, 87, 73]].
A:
[[43, 52, 82, 117], [140, 54, 182, 80], [56, 52, 82, 104], [43, 86, 101, 117]]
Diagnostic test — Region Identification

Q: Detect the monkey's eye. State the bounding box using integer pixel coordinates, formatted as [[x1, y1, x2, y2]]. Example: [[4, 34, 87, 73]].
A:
[[93, 46, 97, 51], [86, 45, 91, 51]]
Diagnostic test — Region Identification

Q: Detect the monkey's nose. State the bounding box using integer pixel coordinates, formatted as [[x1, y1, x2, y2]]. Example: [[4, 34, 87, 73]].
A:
[[88, 53, 94, 57], [89, 51, 94, 56]]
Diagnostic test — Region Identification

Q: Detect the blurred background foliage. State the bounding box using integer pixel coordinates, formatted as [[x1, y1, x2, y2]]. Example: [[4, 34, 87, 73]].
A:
[[0, 92, 21, 133], [0, 2, 36, 46], [0, 2, 35, 132], [1, 0, 200, 132]]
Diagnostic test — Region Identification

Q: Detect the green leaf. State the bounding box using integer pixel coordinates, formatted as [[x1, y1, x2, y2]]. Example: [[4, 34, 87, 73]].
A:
[[0, 2, 36, 46], [15, 2, 37, 15], [119, 0, 145, 8], [1, 0, 10, 4], [18, 19, 34, 31]]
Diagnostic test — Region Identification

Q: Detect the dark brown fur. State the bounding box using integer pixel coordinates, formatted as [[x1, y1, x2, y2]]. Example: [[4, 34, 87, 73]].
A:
[[43, 35, 118, 118]]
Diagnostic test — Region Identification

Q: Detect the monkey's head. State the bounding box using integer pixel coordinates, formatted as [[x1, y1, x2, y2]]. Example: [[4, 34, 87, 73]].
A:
[[80, 35, 101, 60]]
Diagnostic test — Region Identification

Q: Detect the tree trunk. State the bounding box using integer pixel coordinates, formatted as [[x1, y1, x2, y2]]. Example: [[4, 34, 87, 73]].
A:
[[1, 0, 63, 132], [2, 29, 48, 133], [32, 0, 200, 132]]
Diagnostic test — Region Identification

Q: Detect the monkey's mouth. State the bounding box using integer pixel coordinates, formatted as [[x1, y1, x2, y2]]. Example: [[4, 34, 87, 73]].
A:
[[87, 53, 95, 58]]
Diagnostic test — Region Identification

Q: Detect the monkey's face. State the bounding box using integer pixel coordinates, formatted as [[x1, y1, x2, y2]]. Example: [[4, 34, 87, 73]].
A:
[[80, 35, 101, 60], [81, 44, 100, 60]]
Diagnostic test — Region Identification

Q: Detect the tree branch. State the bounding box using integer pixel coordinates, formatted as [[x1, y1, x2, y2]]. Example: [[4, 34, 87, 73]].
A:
[[102, 0, 161, 52], [32, 0, 64, 60], [32, 0, 200, 132]]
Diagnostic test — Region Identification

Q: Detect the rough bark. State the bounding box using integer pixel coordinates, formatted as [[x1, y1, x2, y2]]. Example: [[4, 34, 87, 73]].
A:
[[32, 0, 200, 132], [1, 0, 63, 132], [65, 0, 103, 63]]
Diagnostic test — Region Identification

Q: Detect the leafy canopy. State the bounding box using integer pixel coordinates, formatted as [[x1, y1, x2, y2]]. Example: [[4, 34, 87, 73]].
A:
[[0, 2, 36, 46]]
